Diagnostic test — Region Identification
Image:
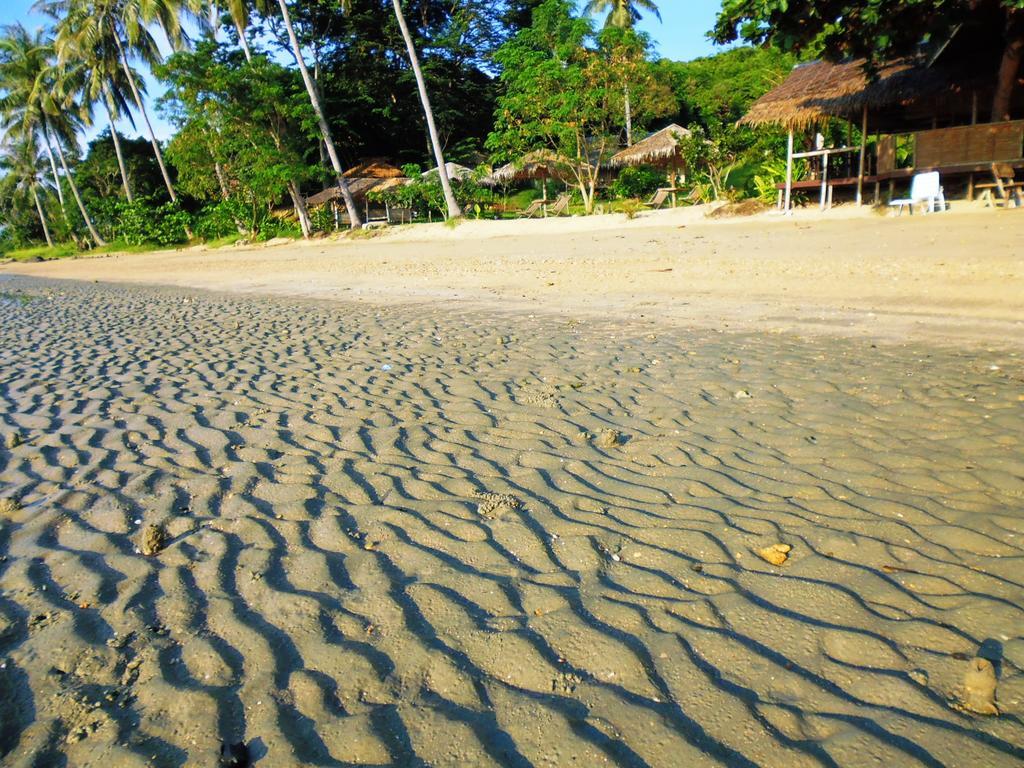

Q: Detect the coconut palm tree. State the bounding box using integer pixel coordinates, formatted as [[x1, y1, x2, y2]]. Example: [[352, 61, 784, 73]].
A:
[[583, 0, 660, 29], [0, 23, 105, 246], [0, 136, 56, 247], [56, 19, 143, 201], [0, 24, 67, 220], [204, 0, 270, 63], [274, 0, 361, 228], [39, 0, 203, 204], [390, 0, 461, 219], [583, 0, 661, 146]]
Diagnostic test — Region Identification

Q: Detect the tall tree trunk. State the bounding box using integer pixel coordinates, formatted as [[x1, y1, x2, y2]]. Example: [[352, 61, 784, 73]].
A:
[[276, 0, 362, 228], [391, 0, 461, 219], [103, 86, 133, 201], [234, 18, 254, 62], [992, 26, 1024, 122], [50, 128, 105, 247], [32, 187, 54, 247], [39, 123, 67, 213], [111, 23, 178, 202], [624, 85, 633, 146], [287, 180, 313, 238]]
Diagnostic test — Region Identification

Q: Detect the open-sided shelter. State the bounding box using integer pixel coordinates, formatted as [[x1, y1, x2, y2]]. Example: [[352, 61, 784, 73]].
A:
[[742, 16, 1024, 211]]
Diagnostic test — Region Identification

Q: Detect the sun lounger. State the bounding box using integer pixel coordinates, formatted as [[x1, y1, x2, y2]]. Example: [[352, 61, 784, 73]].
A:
[[547, 194, 570, 217], [645, 188, 674, 209], [889, 171, 947, 215], [976, 163, 1023, 208], [518, 199, 547, 218]]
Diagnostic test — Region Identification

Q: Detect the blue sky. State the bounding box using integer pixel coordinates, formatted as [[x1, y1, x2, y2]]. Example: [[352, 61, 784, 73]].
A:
[[1, 0, 726, 147]]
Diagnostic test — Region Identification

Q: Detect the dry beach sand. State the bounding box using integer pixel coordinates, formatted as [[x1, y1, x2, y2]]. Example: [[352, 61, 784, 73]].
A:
[[1, 207, 1023, 766]]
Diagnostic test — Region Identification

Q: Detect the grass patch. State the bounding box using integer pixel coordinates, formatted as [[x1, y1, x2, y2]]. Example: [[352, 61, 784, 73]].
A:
[[3, 239, 175, 262]]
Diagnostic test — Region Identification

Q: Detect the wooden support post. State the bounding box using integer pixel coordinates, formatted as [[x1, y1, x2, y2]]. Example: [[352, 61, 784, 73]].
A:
[[856, 105, 868, 205], [968, 173, 975, 201], [971, 91, 978, 125], [820, 151, 829, 210], [784, 130, 794, 214]]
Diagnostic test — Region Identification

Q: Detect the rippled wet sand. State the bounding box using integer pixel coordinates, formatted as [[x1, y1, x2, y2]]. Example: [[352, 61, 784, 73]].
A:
[[0, 278, 1022, 767]]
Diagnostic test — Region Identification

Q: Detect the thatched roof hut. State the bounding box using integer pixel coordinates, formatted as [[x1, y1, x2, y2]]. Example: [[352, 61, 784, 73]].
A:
[[343, 158, 406, 179], [609, 124, 691, 168], [305, 159, 408, 209], [739, 59, 967, 132], [487, 150, 568, 185]]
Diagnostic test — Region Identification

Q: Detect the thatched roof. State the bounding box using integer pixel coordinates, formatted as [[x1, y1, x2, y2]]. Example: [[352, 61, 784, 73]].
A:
[[306, 176, 407, 208], [740, 58, 953, 130], [487, 150, 568, 184], [342, 158, 405, 179], [609, 124, 691, 168]]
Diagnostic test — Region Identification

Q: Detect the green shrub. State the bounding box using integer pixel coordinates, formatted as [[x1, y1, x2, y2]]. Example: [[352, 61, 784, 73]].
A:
[[610, 165, 664, 199]]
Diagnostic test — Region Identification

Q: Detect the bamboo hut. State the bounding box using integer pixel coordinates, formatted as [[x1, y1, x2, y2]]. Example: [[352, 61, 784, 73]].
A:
[[742, 18, 1024, 212], [306, 159, 409, 226], [486, 150, 568, 200], [609, 123, 692, 205]]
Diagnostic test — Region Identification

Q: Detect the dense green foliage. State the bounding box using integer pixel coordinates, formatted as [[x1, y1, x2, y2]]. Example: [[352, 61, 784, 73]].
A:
[[714, 0, 1024, 120], [1, 0, 861, 253]]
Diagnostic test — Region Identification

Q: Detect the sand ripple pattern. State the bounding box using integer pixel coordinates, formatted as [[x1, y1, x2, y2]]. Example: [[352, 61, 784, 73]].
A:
[[0, 278, 1022, 767]]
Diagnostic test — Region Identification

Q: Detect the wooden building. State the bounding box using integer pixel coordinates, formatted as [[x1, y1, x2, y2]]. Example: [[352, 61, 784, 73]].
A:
[[742, 19, 1024, 211]]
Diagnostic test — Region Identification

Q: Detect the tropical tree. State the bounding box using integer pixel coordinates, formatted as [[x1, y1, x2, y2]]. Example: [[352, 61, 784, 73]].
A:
[[159, 42, 317, 237], [274, 0, 361, 228], [390, 0, 460, 218], [583, 0, 661, 145], [713, 0, 1024, 123], [488, 0, 649, 212], [58, 16, 143, 201], [0, 23, 105, 246], [40, 0, 202, 203], [0, 136, 55, 247]]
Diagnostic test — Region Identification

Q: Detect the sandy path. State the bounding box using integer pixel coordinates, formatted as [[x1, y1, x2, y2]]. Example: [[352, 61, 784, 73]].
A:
[[0, 279, 1022, 766], [4, 207, 1024, 347]]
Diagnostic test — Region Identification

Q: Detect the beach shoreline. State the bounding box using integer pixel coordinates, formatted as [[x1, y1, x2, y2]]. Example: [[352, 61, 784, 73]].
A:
[[4, 205, 1024, 349]]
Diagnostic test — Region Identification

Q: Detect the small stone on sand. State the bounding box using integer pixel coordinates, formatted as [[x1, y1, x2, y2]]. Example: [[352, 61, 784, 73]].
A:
[[475, 492, 523, 518], [734, 390, 752, 400], [596, 429, 622, 448], [139, 524, 168, 556], [757, 543, 791, 566], [960, 657, 999, 715], [4, 432, 21, 449], [0, 497, 21, 516]]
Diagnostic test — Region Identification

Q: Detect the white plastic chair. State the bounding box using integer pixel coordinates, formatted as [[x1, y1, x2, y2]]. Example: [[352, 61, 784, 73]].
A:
[[889, 172, 947, 215]]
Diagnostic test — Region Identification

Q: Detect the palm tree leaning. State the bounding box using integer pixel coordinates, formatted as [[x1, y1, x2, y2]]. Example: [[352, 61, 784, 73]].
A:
[[203, 1, 314, 237], [0, 137, 55, 247], [0, 25, 67, 221], [274, 0, 362, 228], [390, 0, 460, 219], [0, 23, 105, 246], [41, 0, 196, 204], [583, 0, 660, 147], [60, 23, 142, 201]]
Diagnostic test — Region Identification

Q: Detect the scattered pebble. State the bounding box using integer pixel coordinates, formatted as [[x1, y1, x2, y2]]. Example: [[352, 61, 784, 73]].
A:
[[596, 429, 622, 448], [0, 497, 21, 516], [734, 389, 752, 400], [139, 524, 167, 557], [4, 432, 22, 449], [959, 657, 999, 715], [757, 543, 791, 566]]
